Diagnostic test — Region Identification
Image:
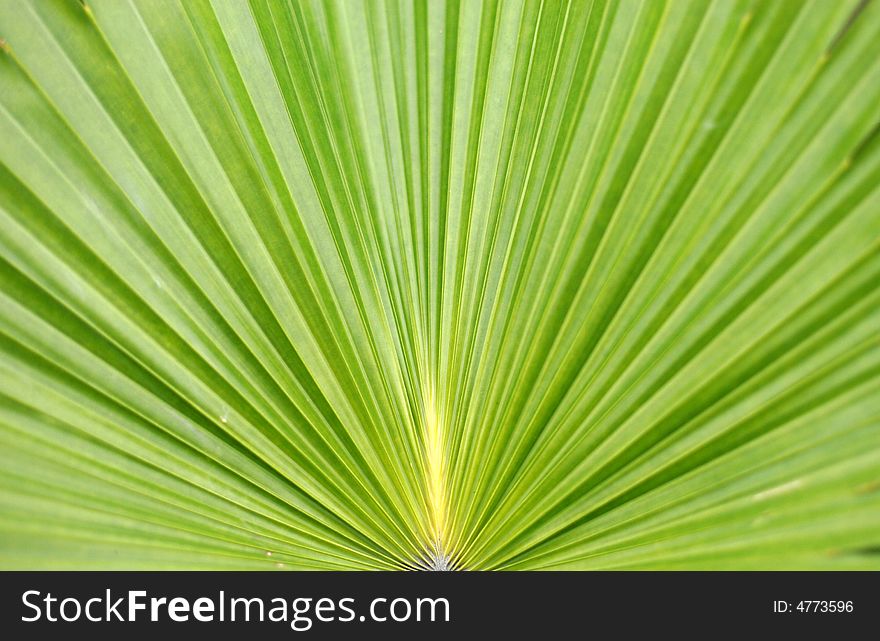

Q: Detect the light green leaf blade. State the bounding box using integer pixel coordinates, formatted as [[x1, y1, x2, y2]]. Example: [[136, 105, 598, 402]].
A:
[[0, 0, 878, 570]]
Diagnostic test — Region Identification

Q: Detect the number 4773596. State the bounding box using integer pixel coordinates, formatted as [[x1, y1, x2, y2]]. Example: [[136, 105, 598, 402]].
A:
[[796, 601, 853, 613]]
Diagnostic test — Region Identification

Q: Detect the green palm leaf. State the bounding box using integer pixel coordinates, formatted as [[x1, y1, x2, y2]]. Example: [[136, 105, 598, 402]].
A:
[[0, 0, 878, 570]]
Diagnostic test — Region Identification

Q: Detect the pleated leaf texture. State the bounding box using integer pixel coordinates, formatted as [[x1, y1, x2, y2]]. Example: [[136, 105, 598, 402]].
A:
[[1, 0, 879, 571]]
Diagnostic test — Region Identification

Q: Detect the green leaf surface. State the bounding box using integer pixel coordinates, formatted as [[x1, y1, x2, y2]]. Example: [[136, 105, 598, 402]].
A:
[[0, 0, 878, 570]]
